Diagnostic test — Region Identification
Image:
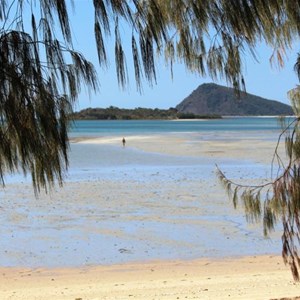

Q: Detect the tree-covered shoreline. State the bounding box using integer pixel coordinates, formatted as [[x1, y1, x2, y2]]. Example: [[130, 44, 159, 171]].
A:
[[72, 107, 221, 120]]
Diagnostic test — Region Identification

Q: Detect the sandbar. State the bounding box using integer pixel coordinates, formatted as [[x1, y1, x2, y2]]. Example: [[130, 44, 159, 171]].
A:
[[73, 131, 286, 165]]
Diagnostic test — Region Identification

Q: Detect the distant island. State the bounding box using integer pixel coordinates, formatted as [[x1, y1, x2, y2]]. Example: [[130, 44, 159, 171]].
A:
[[176, 83, 293, 116], [72, 107, 220, 120], [73, 83, 293, 120]]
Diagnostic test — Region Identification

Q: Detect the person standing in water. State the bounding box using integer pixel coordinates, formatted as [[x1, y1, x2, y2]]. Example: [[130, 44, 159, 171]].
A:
[[122, 137, 126, 147]]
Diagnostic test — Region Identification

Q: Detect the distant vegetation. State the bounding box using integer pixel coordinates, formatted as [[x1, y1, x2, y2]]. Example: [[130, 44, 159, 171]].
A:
[[72, 107, 221, 120]]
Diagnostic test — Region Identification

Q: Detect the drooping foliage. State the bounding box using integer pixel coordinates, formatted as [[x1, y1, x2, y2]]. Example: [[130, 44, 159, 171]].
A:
[[0, 1, 99, 192], [217, 64, 300, 279], [1, 0, 300, 194], [92, 0, 300, 91]]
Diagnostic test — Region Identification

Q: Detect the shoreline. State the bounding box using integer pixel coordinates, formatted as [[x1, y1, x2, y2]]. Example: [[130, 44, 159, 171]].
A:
[[0, 131, 284, 268], [0, 129, 294, 299], [1, 255, 299, 300]]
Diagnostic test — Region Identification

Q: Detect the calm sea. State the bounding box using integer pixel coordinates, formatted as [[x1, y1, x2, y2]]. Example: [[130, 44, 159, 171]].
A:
[[69, 116, 290, 137]]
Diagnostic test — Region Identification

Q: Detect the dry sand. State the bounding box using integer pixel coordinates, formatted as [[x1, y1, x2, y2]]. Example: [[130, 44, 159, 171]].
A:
[[0, 256, 299, 300], [1, 132, 295, 299]]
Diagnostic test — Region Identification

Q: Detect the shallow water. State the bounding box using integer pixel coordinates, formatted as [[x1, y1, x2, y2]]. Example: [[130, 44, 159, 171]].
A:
[[70, 117, 286, 137], [0, 118, 288, 267], [0, 140, 282, 268]]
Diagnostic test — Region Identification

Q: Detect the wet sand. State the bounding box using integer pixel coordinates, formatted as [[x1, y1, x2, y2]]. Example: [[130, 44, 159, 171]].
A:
[[0, 132, 296, 299], [74, 131, 285, 165]]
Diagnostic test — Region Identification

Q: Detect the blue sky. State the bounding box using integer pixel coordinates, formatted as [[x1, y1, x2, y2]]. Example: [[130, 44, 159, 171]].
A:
[[69, 2, 300, 111]]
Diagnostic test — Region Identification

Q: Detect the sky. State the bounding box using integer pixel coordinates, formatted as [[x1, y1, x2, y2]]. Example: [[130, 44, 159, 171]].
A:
[[68, 1, 300, 111]]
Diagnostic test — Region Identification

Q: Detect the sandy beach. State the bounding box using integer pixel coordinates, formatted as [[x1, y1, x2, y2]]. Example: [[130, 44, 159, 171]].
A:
[[0, 130, 296, 299], [0, 255, 300, 300]]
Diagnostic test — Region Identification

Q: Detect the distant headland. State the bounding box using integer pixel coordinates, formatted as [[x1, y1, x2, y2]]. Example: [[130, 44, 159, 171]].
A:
[[73, 83, 293, 120], [72, 106, 220, 120], [176, 83, 293, 116]]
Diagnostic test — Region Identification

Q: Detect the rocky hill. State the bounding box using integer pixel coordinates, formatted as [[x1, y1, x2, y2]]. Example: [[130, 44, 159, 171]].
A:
[[176, 83, 293, 116]]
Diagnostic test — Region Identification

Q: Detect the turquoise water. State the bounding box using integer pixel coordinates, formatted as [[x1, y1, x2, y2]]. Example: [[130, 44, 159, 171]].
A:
[[70, 117, 288, 137]]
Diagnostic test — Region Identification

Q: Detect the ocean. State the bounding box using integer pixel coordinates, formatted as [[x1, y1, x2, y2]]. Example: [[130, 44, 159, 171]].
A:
[[70, 116, 285, 137]]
